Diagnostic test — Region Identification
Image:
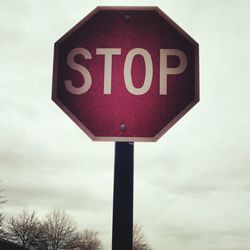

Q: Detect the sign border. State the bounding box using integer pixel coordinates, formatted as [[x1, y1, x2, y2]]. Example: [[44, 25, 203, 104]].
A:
[[52, 6, 199, 142]]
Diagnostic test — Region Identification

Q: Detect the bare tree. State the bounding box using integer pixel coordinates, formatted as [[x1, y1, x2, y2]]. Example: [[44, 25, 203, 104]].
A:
[[41, 209, 78, 250], [0, 213, 4, 239], [75, 229, 102, 250], [0, 188, 7, 206], [0, 183, 7, 239], [133, 224, 152, 250], [6, 208, 42, 249], [0, 182, 7, 209]]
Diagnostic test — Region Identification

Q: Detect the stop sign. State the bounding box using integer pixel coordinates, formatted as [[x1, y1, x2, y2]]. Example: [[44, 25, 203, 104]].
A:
[[52, 7, 199, 142]]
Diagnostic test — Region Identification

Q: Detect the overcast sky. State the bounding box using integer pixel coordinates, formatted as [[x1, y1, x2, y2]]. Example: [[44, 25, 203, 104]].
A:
[[1, 0, 250, 249]]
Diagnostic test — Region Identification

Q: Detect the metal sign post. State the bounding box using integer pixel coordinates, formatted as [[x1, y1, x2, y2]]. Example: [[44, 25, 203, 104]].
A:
[[112, 142, 134, 250]]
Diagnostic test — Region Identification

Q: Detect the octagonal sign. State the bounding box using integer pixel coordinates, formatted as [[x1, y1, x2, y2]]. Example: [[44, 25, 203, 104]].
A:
[[52, 6, 199, 142]]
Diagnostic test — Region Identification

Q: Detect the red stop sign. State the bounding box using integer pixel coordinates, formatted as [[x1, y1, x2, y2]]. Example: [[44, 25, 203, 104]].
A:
[[52, 7, 199, 142]]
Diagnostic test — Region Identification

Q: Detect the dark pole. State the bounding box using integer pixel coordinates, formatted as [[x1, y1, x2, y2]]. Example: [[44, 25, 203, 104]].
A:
[[112, 142, 134, 250]]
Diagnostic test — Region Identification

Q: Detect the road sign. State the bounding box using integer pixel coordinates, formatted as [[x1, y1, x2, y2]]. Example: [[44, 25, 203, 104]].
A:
[[52, 7, 199, 141]]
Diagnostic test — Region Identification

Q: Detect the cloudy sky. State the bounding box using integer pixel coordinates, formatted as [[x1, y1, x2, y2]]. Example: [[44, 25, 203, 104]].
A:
[[1, 0, 250, 249]]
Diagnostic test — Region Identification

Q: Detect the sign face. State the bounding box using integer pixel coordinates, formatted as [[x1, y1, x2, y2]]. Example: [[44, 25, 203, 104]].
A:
[[52, 7, 199, 142]]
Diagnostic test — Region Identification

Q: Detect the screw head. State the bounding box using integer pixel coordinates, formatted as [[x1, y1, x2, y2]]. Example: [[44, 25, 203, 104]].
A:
[[120, 124, 127, 131], [125, 15, 130, 21]]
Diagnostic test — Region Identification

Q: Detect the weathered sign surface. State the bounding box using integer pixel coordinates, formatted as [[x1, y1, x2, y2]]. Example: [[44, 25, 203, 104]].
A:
[[52, 7, 199, 141]]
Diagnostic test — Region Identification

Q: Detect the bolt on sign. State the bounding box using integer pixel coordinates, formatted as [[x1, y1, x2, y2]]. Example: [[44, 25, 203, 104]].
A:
[[52, 6, 199, 142]]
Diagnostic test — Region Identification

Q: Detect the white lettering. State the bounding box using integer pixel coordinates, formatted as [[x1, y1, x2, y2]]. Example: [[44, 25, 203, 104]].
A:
[[160, 49, 187, 95], [64, 48, 188, 96], [64, 48, 92, 95], [124, 48, 153, 95], [96, 48, 121, 94]]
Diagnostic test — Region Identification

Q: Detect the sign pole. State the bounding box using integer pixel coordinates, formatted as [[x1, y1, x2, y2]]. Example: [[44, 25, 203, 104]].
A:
[[112, 142, 134, 250]]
